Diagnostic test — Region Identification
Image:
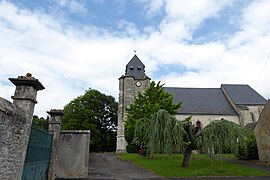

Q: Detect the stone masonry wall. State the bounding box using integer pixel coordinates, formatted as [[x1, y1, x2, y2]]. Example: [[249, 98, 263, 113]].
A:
[[56, 130, 90, 179], [0, 74, 44, 180], [254, 100, 270, 162], [0, 98, 28, 180]]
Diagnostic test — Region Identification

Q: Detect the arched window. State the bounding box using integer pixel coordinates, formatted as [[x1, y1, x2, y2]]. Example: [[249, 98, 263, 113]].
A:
[[250, 112, 256, 122], [195, 121, 202, 134]]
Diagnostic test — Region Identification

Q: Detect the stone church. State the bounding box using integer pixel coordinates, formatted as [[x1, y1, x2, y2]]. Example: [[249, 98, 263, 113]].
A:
[[116, 55, 267, 153]]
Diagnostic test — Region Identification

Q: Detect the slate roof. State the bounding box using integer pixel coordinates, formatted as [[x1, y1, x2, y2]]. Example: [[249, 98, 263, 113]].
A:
[[221, 84, 266, 105], [164, 87, 237, 115], [245, 122, 257, 131], [125, 55, 149, 80]]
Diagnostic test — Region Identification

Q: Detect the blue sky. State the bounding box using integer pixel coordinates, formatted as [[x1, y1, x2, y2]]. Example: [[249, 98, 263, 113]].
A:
[[0, 0, 269, 117], [11, 0, 164, 32]]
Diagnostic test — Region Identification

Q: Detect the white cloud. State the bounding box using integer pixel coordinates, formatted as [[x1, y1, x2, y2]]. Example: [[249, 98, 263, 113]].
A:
[[0, 0, 270, 117], [135, 0, 165, 17], [136, 0, 233, 42], [0, 1, 133, 116], [117, 20, 141, 37], [140, 0, 270, 100], [241, 0, 270, 33], [56, 0, 87, 16]]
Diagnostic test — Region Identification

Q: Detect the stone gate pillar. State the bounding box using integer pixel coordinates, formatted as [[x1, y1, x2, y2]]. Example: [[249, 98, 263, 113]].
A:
[[0, 74, 44, 180], [10, 73, 45, 121], [47, 109, 64, 180]]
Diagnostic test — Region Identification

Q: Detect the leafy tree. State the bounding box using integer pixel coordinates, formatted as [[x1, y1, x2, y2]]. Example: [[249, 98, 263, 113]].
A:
[[236, 134, 258, 160], [196, 120, 256, 166], [180, 116, 198, 167], [134, 111, 255, 167], [32, 115, 49, 130], [197, 120, 254, 155], [125, 81, 182, 145], [126, 81, 255, 167], [62, 88, 118, 152], [134, 109, 185, 157], [133, 109, 195, 166]]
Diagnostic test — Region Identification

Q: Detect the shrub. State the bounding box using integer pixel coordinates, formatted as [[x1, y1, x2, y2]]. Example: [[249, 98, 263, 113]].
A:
[[126, 144, 139, 153], [236, 134, 259, 160]]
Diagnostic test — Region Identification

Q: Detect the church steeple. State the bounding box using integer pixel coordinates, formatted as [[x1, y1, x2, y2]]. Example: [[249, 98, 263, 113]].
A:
[[125, 55, 148, 80], [116, 55, 150, 153]]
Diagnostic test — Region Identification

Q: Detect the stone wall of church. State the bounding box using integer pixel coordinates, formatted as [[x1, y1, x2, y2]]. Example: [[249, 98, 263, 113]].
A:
[[175, 114, 240, 128], [134, 79, 150, 96], [248, 105, 264, 121], [237, 105, 264, 126], [116, 77, 134, 152], [244, 105, 264, 125], [116, 76, 150, 153]]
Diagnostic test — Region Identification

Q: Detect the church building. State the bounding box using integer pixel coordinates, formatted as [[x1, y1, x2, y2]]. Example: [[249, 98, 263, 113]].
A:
[[116, 55, 267, 153]]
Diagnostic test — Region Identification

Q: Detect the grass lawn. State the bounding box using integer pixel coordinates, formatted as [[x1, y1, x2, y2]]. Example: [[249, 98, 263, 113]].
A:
[[119, 153, 269, 178], [217, 153, 238, 159]]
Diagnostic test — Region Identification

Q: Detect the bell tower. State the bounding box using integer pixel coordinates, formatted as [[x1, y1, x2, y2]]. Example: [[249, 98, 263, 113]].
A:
[[116, 55, 150, 153]]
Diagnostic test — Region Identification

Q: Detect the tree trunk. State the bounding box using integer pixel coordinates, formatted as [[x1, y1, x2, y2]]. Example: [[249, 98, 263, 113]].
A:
[[182, 147, 192, 167]]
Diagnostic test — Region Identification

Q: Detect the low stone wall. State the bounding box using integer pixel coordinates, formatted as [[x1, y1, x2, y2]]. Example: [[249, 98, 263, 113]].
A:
[[0, 98, 26, 180], [56, 130, 90, 179]]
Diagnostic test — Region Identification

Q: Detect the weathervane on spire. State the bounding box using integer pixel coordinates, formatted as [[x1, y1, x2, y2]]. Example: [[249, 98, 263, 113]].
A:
[[134, 50, 136, 54]]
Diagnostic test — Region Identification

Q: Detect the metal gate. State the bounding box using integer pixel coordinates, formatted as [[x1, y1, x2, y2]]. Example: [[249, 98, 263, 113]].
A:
[[22, 126, 53, 180]]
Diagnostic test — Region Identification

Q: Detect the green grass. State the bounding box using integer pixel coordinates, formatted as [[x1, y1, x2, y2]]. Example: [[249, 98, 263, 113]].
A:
[[217, 153, 238, 159], [119, 153, 269, 178]]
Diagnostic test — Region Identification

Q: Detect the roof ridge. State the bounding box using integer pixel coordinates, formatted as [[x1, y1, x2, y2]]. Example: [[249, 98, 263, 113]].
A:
[[221, 84, 249, 86], [164, 87, 220, 89]]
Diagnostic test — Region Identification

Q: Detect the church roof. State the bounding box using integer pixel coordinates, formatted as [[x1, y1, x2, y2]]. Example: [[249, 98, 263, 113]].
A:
[[125, 55, 149, 80], [164, 87, 237, 115], [221, 84, 266, 105], [245, 122, 257, 131]]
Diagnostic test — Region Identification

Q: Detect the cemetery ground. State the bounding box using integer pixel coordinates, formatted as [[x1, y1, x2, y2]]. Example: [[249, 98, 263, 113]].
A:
[[118, 153, 270, 178]]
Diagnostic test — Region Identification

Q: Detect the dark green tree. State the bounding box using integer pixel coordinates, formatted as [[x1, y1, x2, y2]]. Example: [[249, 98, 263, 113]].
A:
[[134, 109, 186, 157], [32, 115, 49, 130], [62, 88, 118, 152], [125, 81, 182, 145], [197, 120, 256, 160]]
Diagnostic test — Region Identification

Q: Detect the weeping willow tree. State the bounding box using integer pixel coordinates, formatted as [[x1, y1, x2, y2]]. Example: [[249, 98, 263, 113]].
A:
[[125, 81, 182, 146], [134, 109, 186, 158], [181, 116, 198, 167], [134, 111, 256, 168], [133, 110, 199, 167], [197, 120, 255, 156]]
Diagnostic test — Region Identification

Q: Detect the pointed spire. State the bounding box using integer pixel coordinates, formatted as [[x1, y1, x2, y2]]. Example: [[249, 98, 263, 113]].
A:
[[125, 55, 146, 79]]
